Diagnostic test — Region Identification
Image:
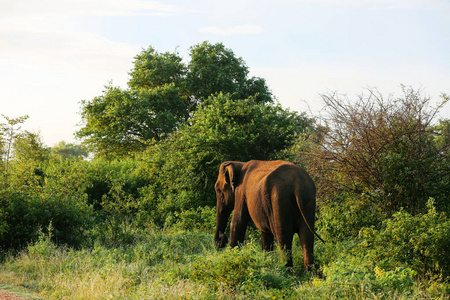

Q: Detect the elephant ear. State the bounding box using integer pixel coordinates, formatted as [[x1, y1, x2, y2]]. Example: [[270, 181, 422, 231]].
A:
[[224, 162, 237, 191]]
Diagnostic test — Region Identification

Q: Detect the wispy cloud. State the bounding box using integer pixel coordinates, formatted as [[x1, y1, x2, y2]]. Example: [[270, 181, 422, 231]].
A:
[[0, 0, 180, 73], [199, 24, 264, 36], [292, 0, 447, 10], [2, 0, 181, 17]]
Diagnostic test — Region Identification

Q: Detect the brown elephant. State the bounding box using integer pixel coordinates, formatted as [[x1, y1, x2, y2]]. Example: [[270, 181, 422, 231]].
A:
[[214, 160, 324, 270]]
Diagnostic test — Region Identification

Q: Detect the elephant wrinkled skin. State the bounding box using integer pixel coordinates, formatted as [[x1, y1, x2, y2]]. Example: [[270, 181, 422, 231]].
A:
[[214, 160, 323, 270]]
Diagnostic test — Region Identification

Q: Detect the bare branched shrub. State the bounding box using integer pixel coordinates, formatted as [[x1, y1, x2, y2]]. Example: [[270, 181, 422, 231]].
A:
[[317, 86, 449, 214]]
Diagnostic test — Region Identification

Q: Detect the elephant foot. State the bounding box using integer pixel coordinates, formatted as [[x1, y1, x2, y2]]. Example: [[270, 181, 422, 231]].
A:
[[215, 233, 228, 248]]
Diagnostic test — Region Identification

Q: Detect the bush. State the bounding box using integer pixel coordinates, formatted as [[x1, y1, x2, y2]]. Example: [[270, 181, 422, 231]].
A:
[[316, 193, 384, 241], [319, 87, 450, 215], [0, 187, 93, 250], [0, 158, 95, 250], [358, 198, 450, 278], [302, 255, 418, 298], [187, 242, 296, 295], [172, 206, 216, 231]]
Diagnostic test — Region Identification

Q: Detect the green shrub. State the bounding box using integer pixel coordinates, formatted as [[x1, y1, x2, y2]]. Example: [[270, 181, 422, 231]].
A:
[[172, 206, 216, 231], [301, 255, 417, 298], [317, 193, 384, 240], [0, 158, 95, 250], [0, 188, 93, 250], [358, 198, 450, 278], [83, 158, 150, 216], [187, 242, 296, 295], [27, 223, 58, 259]]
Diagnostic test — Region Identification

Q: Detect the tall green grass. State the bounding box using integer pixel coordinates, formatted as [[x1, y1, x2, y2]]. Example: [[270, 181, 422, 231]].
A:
[[1, 229, 448, 299]]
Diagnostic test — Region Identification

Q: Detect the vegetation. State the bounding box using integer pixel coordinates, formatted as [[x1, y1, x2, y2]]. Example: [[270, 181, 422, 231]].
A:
[[76, 42, 272, 159], [1, 42, 449, 299], [318, 87, 450, 215]]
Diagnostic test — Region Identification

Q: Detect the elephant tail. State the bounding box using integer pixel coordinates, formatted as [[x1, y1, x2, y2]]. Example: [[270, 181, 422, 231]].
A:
[[296, 194, 326, 244]]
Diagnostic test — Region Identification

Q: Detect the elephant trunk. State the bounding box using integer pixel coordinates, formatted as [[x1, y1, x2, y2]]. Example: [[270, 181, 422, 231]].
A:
[[214, 206, 231, 248]]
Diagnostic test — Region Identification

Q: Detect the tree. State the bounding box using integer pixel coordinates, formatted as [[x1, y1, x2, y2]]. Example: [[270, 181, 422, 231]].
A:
[[318, 86, 450, 214], [77, 42, 273, 159], [76, 84, 187, 159], [1, 114, 29, 185], [129, 42, 272, 110], [186, 42, 272, 105], [128, 46, 186, 91], [138, 93, 313, 226], [13, 131, 49, 163], [50, 141, 88, 159]]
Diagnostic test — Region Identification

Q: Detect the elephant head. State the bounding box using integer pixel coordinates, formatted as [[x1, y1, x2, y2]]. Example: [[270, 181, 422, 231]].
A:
[[214, 161, 243, 248]]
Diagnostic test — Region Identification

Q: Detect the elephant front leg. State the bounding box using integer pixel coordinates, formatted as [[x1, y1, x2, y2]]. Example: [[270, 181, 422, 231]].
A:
[[229, 205, 250, 248]]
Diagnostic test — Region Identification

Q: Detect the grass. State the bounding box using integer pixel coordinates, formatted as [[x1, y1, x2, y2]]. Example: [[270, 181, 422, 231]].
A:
[[0, 229, 448, 299]]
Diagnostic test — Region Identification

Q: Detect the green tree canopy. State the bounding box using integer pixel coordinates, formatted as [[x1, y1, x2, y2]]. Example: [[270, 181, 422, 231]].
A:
[[77, 42, 273, 159], [186, 42, 272, 104], [76, 84, 187, 159], [50, 141, 88, 159], [138, 93, 313, 226], [13, 131, 49, 163], [128, 46, 186, 90]]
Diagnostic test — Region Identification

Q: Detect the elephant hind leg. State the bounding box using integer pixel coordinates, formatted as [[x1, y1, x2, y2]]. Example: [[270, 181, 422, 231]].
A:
[[276, 234, 294, 268], [261, 231, 274, 251], [299, 223, 315, 270]]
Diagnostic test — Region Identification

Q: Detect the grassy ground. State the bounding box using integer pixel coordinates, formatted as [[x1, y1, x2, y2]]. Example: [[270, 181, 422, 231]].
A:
[[0, 229, 448, 299]]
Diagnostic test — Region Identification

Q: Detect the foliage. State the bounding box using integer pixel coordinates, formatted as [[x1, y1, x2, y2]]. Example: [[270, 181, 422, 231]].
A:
[[172, 206, 216, 232], [137, 93, 313, 226], [301, 254, 419, 299], [76, 84, 187, 159], [0, 132, 95, 250], [316, 193, 384, 241], [1, 230, 448, 299], [12, 131, 49, 163], [186, 41, 272, 105], [49, 141, 88, 159], [128, 46, 186, 91], [0, 159, 94, 250], [0, 114, 29, 185], [358, 198, 450, 278], [319, 86, 450, 214], [77, 42, 272, 159]]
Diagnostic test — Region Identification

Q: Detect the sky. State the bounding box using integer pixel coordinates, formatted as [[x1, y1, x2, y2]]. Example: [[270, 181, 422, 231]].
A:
[[1, 0, 450, 146]]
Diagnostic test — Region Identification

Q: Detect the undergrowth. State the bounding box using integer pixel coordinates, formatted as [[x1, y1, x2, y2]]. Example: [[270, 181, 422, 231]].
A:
[[0, 228, 448, 299]]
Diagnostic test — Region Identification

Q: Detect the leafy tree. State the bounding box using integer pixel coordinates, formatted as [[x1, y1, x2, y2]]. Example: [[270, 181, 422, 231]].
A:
[[0, 115, 29, 185], [138, 93, 313, 226], [186, 42, 272, 105], [50, 141, 88, 159], [13, 131, 49, 163], [77, 42, 273, 159], [5, 132, 49, 190], [76, 84, 187, 159], [128, 46, 186, 91]]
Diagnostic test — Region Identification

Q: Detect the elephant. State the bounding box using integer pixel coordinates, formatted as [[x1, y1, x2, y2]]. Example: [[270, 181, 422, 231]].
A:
[[214, 160, 324, 270]]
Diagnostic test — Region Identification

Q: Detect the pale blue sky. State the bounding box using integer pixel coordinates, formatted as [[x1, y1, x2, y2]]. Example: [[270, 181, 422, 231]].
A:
[[1, 0, 449, 146]]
